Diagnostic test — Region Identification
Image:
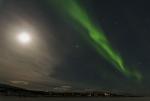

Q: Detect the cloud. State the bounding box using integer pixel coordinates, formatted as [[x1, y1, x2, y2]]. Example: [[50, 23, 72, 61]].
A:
[[53, 85, 72, 92], [0, 21, 65, 90], [10, 80, 29, 85]]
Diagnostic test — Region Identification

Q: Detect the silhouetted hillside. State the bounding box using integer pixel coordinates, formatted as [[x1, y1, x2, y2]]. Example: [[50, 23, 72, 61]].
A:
[[0, 83, 142, 97]]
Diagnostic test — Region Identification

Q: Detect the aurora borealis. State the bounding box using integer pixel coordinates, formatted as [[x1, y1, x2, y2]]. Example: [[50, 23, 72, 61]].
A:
[[48, 0, 141, 80]]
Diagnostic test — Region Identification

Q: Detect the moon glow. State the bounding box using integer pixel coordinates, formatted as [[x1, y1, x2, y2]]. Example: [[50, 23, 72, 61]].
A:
[[17, 32, 31, 44]]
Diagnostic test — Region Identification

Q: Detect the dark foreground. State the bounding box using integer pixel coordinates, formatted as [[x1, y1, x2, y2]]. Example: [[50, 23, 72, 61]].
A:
[[0, 97, 149, 101]]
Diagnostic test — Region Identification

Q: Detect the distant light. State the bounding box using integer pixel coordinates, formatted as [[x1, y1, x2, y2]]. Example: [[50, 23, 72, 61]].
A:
[[18, 32, 31, 44]]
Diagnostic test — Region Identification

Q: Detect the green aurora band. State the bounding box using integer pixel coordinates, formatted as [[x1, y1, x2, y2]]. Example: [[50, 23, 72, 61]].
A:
[[48, 0, 142, 80]]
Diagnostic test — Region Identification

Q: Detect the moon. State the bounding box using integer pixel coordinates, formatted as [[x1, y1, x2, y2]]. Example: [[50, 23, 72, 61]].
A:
[[17, 32, 31, 44]]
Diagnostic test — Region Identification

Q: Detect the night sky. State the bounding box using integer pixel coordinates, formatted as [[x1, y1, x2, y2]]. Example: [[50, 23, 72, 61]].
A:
[[0, 0, 150, 95]]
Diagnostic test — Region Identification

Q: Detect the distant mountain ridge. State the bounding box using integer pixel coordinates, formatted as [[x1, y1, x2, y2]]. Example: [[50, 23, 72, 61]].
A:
[[0, 83, 142, 97], [0, 83, 49, 96]]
